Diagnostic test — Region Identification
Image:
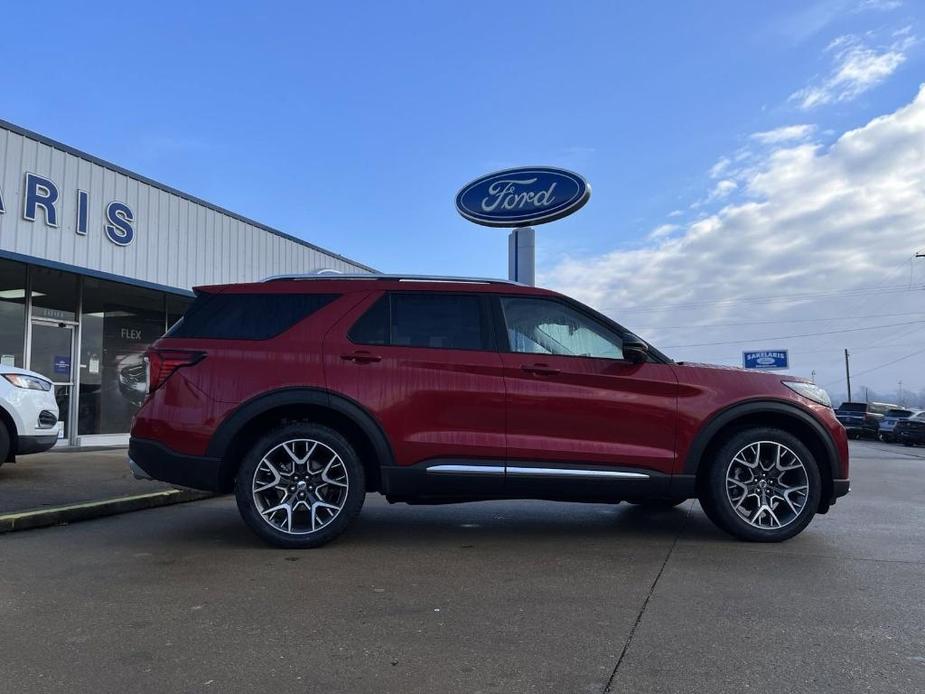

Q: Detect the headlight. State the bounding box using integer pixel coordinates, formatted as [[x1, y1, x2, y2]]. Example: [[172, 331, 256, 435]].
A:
[[782, 381, 831, 407], [3, 373, 53, 391]]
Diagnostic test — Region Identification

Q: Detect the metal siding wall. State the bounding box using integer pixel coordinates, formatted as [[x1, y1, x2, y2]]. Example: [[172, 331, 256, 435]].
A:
[[0, 127, 370, 290]]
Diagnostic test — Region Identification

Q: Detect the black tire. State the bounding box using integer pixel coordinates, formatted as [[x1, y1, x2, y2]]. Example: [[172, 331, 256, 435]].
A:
[[904, 441, 914, 447], [0, 422, 10, 465], [628, 498, 687, 509], [699, 427, 822, 542], [234, 423, 366, 549]]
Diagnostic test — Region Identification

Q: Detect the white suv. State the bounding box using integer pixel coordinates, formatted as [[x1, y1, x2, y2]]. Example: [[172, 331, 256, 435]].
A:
[[0, 366, 60, 465]]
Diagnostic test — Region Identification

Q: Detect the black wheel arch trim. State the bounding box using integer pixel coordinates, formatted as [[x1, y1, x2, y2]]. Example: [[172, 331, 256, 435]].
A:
[[682, 399, 840, 481], [206, 386, 396, 470]]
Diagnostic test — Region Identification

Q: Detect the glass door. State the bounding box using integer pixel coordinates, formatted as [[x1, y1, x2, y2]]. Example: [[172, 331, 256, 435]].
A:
[[29, 321, 75, 439]]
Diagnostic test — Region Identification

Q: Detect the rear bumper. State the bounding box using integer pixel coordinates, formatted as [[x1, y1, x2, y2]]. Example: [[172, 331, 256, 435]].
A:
[[128, 437, 223, 492]]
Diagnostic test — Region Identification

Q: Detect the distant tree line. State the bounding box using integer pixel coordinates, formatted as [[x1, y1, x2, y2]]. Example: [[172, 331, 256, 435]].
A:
[[827, 386, 925, 409]]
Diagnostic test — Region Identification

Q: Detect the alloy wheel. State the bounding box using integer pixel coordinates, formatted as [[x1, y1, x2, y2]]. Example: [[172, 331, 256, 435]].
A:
[[725, 440, 809, 530], [251, 438, 350, 535]]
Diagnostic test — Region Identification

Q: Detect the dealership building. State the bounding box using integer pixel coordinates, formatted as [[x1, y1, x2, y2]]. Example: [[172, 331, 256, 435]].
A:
[[0, 119, 372, 446]]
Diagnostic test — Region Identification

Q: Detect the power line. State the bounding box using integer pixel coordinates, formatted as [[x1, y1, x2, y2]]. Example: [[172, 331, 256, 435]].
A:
[[661, 320, 925, 349], [823, 346, 925, 387]]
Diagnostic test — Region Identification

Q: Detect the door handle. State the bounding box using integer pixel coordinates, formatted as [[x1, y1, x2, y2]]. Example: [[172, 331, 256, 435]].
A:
[[341, 351, 382, 364], [521, 363, 560, 376]]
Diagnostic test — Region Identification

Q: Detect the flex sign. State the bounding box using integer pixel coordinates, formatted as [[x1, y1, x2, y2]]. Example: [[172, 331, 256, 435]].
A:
[[0, 172, 135, 246], [743, 350, 789, 370]]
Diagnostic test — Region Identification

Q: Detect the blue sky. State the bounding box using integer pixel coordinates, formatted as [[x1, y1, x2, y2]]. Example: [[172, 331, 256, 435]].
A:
[[1, 1, 918, 274], [3, 1, 924, 394]]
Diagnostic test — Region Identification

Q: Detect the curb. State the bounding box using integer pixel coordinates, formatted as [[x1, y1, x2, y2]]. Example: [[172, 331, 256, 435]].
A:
[[0, 489, 213, 534]]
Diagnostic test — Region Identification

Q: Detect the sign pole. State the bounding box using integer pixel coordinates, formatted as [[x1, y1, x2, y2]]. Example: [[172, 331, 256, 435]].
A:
[[508, 226, 535, 285]]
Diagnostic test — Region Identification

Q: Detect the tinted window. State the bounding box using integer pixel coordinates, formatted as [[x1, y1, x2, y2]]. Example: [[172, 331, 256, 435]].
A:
[[348, 295, 389, 345], [885, 409, 913, 418], [349, 293, 489, 351], [500, 297, 623, 359], [168, 293, 337, 340]]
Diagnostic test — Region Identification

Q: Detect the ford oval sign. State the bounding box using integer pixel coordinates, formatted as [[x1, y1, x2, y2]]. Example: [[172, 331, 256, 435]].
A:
[[455, 166, 591, 228]]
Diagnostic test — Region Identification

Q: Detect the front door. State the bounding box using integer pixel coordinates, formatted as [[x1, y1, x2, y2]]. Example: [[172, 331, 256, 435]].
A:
[[496, 296, 679, 476], [29, 321, 75, 439]]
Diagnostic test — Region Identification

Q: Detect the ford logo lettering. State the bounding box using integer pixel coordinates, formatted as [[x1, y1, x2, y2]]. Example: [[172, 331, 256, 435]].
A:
[[455, 166, 591, 227]]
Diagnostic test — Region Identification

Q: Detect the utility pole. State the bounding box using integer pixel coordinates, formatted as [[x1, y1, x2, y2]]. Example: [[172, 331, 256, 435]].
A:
[[811, 369, 816, 384], [899, 380, 904, 406], [844, 349, 852, 402]]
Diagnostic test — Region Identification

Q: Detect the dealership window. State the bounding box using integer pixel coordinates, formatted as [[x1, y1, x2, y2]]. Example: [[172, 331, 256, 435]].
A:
[[79, 278, 167, 435], [30, 266, 78, 322], [0, 259, 27, 368]]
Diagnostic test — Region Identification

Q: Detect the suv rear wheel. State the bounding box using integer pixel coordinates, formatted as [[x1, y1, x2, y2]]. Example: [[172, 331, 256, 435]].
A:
[[234, 423, 366, 549], [700, 428, 821, 542]]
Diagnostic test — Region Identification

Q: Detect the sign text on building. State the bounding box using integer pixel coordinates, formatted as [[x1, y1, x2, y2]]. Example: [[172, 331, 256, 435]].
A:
[[0, 172, 135, 246]]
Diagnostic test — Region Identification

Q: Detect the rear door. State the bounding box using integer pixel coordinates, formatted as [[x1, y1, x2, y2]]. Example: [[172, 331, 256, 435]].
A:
[[323, 290, 507, 494], [495, 295, 679, 488]]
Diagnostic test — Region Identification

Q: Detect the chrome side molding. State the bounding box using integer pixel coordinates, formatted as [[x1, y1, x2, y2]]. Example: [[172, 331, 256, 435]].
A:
[[427, 464, 505, 475], [506, 467, 650, 479], [426, 464, 650, 480]]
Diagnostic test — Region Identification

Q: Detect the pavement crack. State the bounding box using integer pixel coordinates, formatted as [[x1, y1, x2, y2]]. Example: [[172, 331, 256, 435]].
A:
[[603, 502, 692, 693]]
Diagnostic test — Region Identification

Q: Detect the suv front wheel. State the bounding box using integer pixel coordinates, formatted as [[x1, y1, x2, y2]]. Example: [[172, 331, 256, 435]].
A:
[[701, 428, 821, 542], [234, 423, 366, 549]]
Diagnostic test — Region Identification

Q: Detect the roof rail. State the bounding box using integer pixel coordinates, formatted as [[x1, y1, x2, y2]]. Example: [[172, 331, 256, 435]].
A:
[[262, 273, 523, 285]]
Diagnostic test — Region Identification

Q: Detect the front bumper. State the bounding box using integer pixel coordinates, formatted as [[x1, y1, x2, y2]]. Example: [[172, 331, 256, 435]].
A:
[[17, 434, 59, 455], [128, 437, 224, 492], [898, 431, 925, 444]]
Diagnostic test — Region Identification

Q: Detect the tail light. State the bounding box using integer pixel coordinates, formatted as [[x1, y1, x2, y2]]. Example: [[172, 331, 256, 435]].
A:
[[145, 349, 205, 394]]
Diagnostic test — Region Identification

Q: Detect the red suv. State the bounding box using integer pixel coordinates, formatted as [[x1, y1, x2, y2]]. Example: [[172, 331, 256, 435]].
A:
[[129, 275, 849, 548]]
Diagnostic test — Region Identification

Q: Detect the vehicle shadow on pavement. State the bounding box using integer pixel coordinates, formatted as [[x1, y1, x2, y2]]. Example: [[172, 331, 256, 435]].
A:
[[155, 497, 732, 550]]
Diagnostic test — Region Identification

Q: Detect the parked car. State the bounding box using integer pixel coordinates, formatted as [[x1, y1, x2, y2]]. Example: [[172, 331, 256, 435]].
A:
[[878, 408, 922, 443], [117, 355, 147, 407], [834, 401, 896, 439], [129, 275, 850, 547], [0, 365, 60, 467], [895, 412, 925, 447]]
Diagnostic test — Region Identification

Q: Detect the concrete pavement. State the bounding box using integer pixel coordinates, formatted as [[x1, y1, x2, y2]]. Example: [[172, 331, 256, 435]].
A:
[[0, 441, 922, 693], [0, 447, 208, 531]]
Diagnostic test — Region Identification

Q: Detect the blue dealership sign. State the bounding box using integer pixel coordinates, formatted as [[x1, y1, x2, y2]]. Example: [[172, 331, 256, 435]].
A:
[[53, 355, 71, 375], [743, 350, 789, 370], [455, 166, 591, 228]]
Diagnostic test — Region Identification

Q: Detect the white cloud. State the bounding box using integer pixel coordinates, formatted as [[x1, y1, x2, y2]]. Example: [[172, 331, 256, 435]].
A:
[[708, 179, 738, 200], [709, 156, 731, 179], [751, 124, 816, 144], [790, 32, 913, 109], [647, 224, 678, 240], [856, 0, 902, 11], [540, 86, 925, 394]]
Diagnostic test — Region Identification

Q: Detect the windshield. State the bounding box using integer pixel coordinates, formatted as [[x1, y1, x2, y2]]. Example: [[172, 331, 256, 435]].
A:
[[885, 409, 913, 418]]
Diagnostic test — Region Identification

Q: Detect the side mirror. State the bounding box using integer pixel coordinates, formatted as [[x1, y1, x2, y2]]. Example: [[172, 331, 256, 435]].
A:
[[623, 338, 649, 364]]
